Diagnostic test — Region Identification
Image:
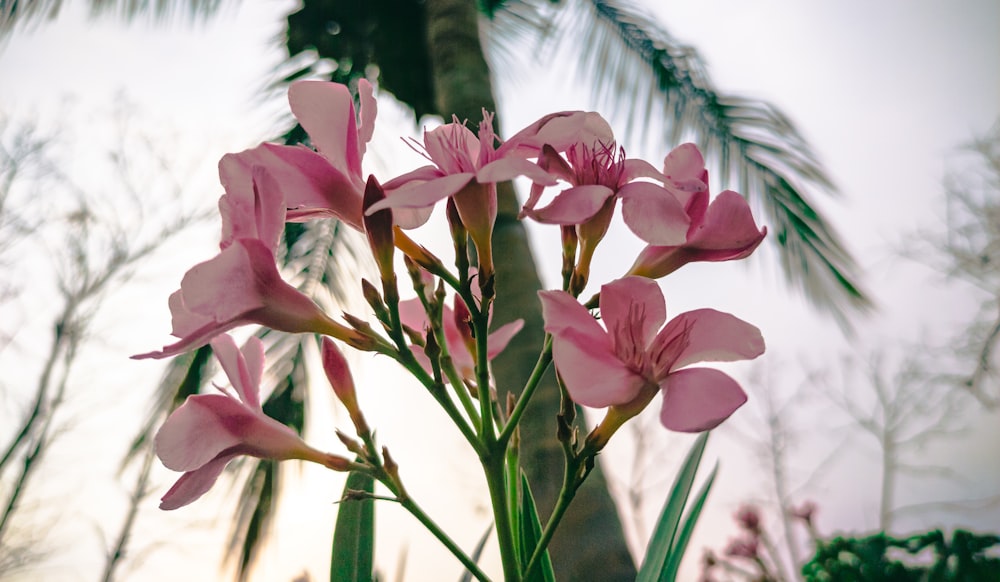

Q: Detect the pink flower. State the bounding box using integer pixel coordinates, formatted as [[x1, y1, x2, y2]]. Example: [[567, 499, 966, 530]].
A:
[[133, 167, 364, 360], [539, 276, 764, 433], [366, 111, 600, 279], [221, 79, 377, 231], [397, 294, 523, 385], [155, 335, 350, 510], [626, 146, 767, 278]]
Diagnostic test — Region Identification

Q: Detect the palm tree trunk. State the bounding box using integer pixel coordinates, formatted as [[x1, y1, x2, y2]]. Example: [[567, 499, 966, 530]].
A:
[[424, 0, 636, 578]]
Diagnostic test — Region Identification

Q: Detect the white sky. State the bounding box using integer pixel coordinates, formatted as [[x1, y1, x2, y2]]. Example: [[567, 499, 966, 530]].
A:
[[0, 1, 998, 581]]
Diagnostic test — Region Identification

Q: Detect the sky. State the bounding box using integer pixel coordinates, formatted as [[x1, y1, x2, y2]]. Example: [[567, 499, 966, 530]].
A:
[[0, 1, 998, 581]]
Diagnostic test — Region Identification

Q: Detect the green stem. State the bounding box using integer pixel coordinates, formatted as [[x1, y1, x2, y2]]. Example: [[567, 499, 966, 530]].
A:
[[483, 449, 521, 582], [498, 336, 552, 447], [398, 494, 492, 582], [522, 449, 596, 581]]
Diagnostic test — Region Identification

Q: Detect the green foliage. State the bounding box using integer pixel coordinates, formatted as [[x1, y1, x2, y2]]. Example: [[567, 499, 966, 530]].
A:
[[637, 431, 715, 582], [330, 470, 376, 582], [802, 530, 1000, 582], [283, 0, 437, 120], [518, 472, 555, 582]]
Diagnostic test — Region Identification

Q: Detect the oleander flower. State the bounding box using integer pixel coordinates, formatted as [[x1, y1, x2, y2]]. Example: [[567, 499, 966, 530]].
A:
[[626, 145, 766, 278], [221, 79, 377, 230], [133, 166, 364, 360], [539, 276, 764, 438], [397, 294, 523, 385], [155, 335, 351, 510]]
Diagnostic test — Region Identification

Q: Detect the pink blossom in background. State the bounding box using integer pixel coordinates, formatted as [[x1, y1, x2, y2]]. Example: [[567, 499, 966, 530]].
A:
[[155, 335, 350, 510], [397, 295, 523, 384], [539, 276, 764, 433]]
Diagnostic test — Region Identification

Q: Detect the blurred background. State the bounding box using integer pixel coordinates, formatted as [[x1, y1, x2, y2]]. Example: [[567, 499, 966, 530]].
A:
[[0, 0, 997, 580]]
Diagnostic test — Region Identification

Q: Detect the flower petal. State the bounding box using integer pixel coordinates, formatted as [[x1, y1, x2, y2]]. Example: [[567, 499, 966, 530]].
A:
[[210, 335, 264, 410], [159, 451, 237, 510], [218, 158, 287, 253], [499, 111, 615, 157], [368, 173, 475, 212], [476, 157, 557, 186], [222, 143, 364, 230], [180, 242, 267, 324], [685, 190, 767, 257], [288, 80, 361, 179], [538, 290, 607, 343], [662, 143, 708, 194], [659, 368, 747, 432], [154, 394, 245, 471], [599, 276, 666, 350], [619, 182, 690, 246], [552, 327, 646, 408], [525, 185, 614, 225], [657, 308, 765, 371], [486, 319, 524, 360]]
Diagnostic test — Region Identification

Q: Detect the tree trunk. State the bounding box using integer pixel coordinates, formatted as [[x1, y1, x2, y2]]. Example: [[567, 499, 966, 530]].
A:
[[424, 0, 637, 579]]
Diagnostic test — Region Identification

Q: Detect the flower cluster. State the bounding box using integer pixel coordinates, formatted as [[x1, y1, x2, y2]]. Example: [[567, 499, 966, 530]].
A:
[[135, 79, 767, 577]]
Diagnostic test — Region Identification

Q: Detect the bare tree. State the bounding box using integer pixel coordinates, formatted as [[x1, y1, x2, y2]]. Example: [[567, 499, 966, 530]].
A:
[[0, 106, 209, 580], [927, 123, 1000, 408], [818, 350, 972, 532]]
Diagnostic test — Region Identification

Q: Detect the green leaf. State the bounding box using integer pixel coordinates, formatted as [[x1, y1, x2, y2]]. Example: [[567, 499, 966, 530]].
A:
[[636, 431, 711, 582], [459, 525, 494, 582], [661, 462, 718, 582], [330, 470, 376, 582], [519, 471, 555, 582]]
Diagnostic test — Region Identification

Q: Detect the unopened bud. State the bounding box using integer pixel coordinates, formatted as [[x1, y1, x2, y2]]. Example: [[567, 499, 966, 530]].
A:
[[322, 338, 371, 436], [362, 279, 390, 326], [362, 176, 395, 283]]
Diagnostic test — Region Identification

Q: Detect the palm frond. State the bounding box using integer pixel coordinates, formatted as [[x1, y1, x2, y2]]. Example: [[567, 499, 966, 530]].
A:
[[539, 0, 872, 324], [0, 0, 230, 37]]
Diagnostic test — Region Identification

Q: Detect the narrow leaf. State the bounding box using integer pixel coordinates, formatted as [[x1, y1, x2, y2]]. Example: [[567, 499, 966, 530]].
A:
[[458, 525, 494, 582], [636, 431, 710, 582], [661, 462, 719, 582], [331, 469, 376, 582], [519, 471, 556, 582]]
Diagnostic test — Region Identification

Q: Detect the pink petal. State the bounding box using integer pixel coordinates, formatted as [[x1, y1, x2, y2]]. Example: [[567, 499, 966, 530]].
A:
[[538, 290, 607, 344], [599, 276, 666, 350], [288, 80, 361, 179], [618, 182, 690, 246], [685, 190, 767, 255], [210, 335, 264, 410], [486, 319, 524, 359], [659, 368, 747, 432], [180, 242, 267, 324], [397, 297, 430, 332], [526, 185, 614, 225], [620, 158, 664, 183], [224, 143, 364, 230], [217, 158, 287, 253], [476, 157, 557, 186], [154, 394, 245, 471], [499, 111, 615, 157], [159, 452, 237, 510], [662, 143, 707, 193], [167, 290, 211, 338], [424, 123, 478, 174], [657, 308, 765, 371], [552, 327, 646, 408], [368, 173, 475, 212]]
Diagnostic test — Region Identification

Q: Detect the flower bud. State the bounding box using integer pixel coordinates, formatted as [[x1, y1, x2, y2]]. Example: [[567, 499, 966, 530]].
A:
[[322, 337, 370, 436], [362, 175, 395, 284]]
